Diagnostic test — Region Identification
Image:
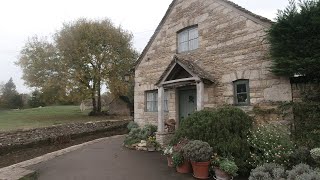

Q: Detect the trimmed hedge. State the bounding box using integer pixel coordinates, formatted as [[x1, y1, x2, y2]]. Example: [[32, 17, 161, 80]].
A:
[[171, 106, 253, 174]]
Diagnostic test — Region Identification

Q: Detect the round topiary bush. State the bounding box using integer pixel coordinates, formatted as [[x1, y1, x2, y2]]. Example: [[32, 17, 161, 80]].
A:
[[183, 140, 213, 162], [171, 106, 253, 174]]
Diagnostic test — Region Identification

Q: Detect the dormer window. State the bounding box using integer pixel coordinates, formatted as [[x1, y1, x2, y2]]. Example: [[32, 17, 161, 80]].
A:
[[178, 26, 199, 53]]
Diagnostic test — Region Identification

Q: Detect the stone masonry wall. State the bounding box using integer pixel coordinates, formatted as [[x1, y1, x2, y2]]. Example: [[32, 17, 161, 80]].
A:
[[135, 0, 292, 125], [0, 120, 129, 153]]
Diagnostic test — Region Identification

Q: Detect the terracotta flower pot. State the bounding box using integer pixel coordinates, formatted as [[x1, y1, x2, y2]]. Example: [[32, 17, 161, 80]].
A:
[[214, 167, 232, 180], [167, 156, 174, 167], [191, 161, 210, 179], [176, 160, 192, 174]]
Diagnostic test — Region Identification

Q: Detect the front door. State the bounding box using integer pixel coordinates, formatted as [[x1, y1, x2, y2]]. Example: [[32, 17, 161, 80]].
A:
[[179, 89, 197, 121]]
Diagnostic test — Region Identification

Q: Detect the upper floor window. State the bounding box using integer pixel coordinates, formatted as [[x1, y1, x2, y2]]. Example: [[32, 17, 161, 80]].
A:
[[146, 90, 169, 112], [234, 80, 250, 106], [178, 26, 199, 53]]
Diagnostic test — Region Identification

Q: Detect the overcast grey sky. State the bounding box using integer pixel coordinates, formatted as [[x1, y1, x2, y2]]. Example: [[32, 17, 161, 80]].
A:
[[0, 0, 289, 93]]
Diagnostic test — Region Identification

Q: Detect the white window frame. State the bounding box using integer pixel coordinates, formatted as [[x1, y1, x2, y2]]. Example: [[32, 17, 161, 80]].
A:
[[178, 26, 199, 53], [145, 91, 169, 112]]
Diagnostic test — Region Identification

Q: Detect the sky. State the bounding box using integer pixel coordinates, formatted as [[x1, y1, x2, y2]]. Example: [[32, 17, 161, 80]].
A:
[[0, 0, 289, 93]]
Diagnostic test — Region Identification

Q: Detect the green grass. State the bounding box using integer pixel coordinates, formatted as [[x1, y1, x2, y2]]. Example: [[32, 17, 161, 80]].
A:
[[0, 106, 109, 132]]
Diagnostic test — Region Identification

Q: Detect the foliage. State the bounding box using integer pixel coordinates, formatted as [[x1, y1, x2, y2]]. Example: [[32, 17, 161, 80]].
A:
[[0, 78, 23, 109], [249, 163, 286, 180], [163, 146, 173, 156], [268, 0, 320, 79], [287, 163, 320, 180], [219, 158, 239, 177], [17, 18, 138, 113], [183, 140, 213, 162], [127, 121, 138, 131], [289, 146, 315, 167], [171, 106, 253, 174], [172, 138, 189, 153], [310, 148, 320, 164], [146, 136, 160, 149], [247, 124, 295, 167], [172, 152, 184, 167], [123, 124, 157, 146], [28, 90, 45, 108], [290, 102, 320, 148]]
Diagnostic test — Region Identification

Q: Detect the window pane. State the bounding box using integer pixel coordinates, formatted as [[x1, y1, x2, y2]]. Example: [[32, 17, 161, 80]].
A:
[[147, 101, 152, 111], [147, 92, 153, 101], [237, 84, 247, 93], [178, 31, 188, 43], [179, 42, 189, 52], [237, 93, 248, 103], [164, 91, 168, 111], [189, 28, 198, 40], [189, 38, 198, 51]]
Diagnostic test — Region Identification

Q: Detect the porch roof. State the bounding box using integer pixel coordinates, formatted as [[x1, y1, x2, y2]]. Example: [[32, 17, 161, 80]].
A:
[[155, 55, 214, 86]]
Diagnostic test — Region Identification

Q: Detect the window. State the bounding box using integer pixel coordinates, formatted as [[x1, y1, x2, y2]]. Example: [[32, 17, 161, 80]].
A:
[[234, 80, 250, 105], [145, 91, 169, 112], [178, 26, 199, 53]]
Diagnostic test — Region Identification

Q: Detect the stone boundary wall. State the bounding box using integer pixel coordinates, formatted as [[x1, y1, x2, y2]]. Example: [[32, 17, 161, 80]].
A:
[[0, 120, 130, 153]]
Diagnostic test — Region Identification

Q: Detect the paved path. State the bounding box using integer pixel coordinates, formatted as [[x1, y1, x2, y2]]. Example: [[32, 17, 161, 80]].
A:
[[29, 136, 194, 180]]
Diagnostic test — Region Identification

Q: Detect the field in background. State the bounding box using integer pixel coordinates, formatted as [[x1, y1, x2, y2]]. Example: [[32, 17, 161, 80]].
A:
[[0, 106, 117, 131]]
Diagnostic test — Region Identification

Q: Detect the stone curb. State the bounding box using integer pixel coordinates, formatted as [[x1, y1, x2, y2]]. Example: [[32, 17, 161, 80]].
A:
[[0, 135, 125, 180]]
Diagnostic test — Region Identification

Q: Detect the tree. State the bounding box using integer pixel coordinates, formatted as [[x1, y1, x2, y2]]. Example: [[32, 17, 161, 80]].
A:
[[17, 18, 138, 114], [0, 78, 23, 109], [28, 90, 45, 108], [268, 0, 320, 79]]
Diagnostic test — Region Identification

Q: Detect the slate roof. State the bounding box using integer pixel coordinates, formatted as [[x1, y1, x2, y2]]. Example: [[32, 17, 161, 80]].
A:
[[156, 55, 215, 85], [135, 0, 273, 69]]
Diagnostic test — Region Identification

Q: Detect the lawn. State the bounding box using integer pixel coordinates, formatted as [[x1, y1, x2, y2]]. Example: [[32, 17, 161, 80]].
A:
[[0, 106, 113, 132]]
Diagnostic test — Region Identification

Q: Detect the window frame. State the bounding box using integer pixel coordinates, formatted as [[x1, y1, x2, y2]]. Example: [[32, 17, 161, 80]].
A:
[[233, 80, 250, 106], [177, 25, 199, 53], [145, 90, 169, 112]]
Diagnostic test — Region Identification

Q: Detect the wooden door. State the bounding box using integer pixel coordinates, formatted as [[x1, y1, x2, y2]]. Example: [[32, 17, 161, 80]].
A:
[[179, 89, 197, 122]]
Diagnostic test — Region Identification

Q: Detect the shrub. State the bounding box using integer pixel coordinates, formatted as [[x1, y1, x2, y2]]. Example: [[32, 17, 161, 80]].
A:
[[172, 152, 184, 167], [287, 163, 320, 180], [171, 106, 253, 174], [183, 140, 213, 162], [289, 146, 315, 166], [124, 128, 142, 146], [291, 102, 320, 148], [127, 121, 139, 131], [219, 158, 239, 177], [249, 163, 286, 180], [123, 124, 158, 146], [310, 148, 320, 164], [173, 138, 189, 153], [247, 124, 295, 167]]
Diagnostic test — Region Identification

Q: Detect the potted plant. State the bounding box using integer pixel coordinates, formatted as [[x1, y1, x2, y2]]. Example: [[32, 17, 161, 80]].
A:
[[163, 146, 174, 167], [211, 154, 238, 180], [146, 136, 159, 152], [172, 138, 192, 173], [183, 140, 213, 179]]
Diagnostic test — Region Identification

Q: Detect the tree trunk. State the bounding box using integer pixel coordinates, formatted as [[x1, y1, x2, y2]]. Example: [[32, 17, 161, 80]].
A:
[[91, 86, 97, 114], [97, 80, 102, 113]]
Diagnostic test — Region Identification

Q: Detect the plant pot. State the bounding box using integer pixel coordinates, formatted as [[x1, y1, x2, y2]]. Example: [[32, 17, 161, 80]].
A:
[[167, 156, 174, 167], [176, 160, 192, 174], [214, 167, 232, 180], [191, 161, 210, 179]]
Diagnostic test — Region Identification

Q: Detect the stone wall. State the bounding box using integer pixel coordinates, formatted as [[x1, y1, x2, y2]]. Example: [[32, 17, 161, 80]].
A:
[[0, 120, 129, 153], [135, 0, 292, 125]]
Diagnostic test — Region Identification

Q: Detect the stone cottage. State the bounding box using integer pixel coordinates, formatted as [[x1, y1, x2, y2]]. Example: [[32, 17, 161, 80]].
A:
[[134, 0, 293, 144]]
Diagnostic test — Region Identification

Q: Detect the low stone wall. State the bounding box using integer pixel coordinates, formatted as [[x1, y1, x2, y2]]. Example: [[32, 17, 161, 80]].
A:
[[0, 120, 130, 154]]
